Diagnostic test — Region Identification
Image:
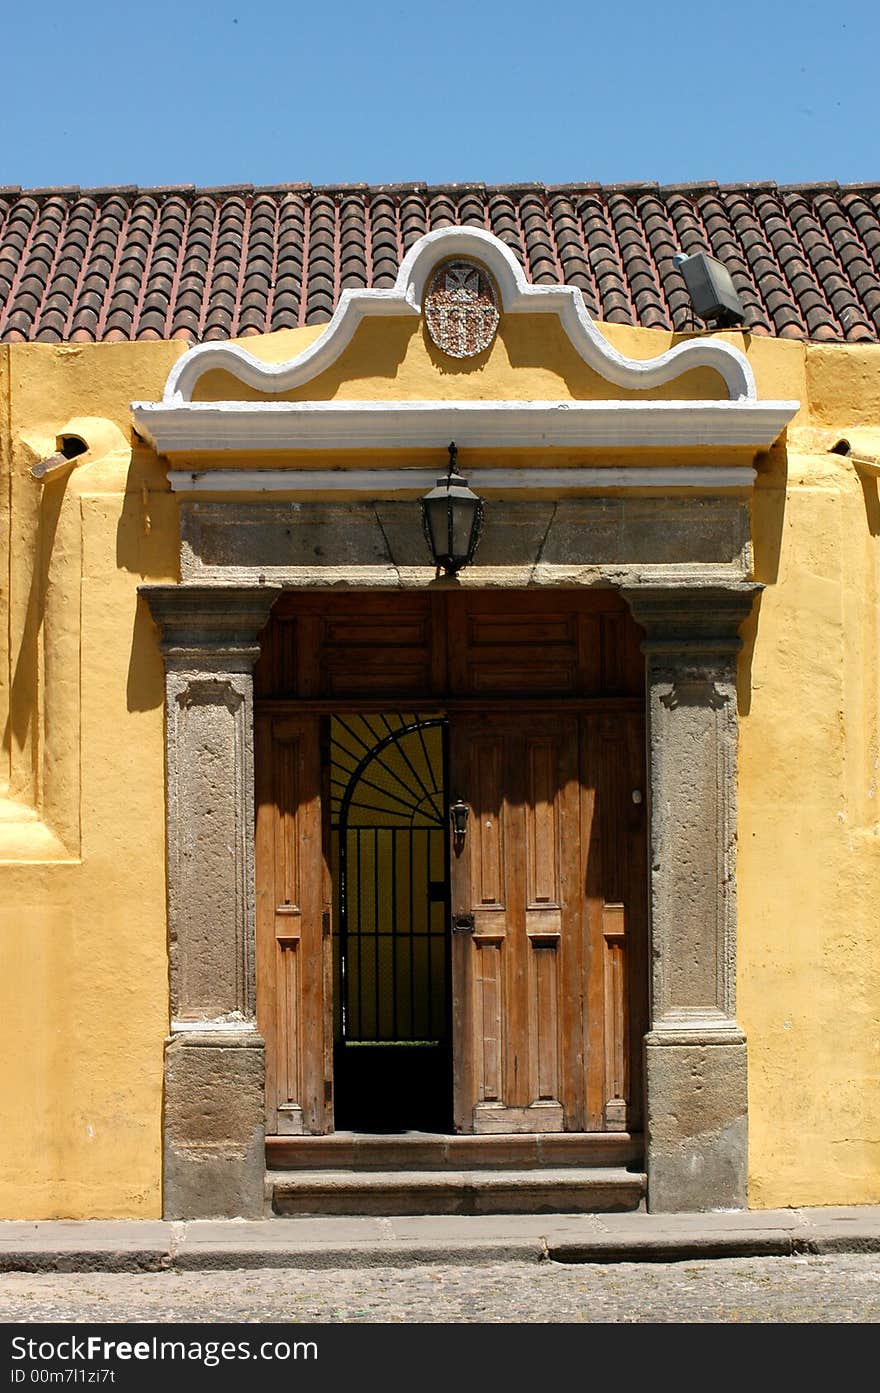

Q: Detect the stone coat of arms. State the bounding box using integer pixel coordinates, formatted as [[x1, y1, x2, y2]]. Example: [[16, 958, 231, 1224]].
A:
[[424, 260, 500, 358]]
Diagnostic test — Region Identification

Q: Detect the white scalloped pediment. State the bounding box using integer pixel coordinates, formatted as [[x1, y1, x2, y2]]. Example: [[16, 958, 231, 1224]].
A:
[[131, 226, 799, 465]]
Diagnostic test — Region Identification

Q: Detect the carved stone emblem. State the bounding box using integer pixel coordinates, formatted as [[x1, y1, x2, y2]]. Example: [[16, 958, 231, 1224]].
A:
[[424, 260, 499, 358], [659, 675, 728, 711]]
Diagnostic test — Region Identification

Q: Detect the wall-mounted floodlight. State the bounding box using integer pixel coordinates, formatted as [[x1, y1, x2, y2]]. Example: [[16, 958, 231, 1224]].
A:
[[673, 251, 746, 329]]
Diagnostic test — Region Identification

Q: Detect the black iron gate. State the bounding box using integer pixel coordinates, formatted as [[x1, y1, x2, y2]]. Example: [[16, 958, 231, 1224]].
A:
[[330, 714, 451, 1130]]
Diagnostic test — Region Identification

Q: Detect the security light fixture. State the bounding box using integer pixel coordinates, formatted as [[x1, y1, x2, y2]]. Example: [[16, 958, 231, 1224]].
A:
[[419, 442, 485, 575], [673, 251, 747, 329]]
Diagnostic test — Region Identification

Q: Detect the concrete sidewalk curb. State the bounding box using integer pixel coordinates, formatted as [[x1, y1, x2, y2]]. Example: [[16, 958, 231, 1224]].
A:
[[0, 1250, 174, 1275], [1, 1208, 879, 1272], [549, 1231, 880, 1263], [0, 1240, 548, 1274]]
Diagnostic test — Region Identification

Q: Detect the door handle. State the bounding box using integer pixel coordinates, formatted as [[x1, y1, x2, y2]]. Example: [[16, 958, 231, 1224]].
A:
[[450, 799, 469, 857], [452, 913, 475, 934]]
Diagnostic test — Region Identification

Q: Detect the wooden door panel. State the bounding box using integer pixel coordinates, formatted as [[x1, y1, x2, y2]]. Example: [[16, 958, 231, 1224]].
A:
[[472, 736, 506, 918], [530, 943, 560, 1104], [475, 940, 503, 1104], [525, 737, 563, 923], [256, 713, 333, 1136], [601, 902, 627, 1128], [452, 709, 645, 1136], [451, 724, 511, 1130], [581, 712, 647, 1132], [451, 716, 577, 1133], [622, 712, 649, 1131]]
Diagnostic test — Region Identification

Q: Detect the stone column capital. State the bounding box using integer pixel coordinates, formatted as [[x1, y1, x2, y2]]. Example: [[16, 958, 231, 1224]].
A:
[[139, 583, 281, 668], [622, 581, 762, 655]]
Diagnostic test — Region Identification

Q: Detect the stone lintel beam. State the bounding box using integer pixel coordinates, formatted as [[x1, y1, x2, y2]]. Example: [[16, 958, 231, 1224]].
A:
[[622, 580, 761, 1213]]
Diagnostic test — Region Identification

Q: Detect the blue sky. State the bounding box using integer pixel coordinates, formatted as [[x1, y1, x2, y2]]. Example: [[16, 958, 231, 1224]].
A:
[[3, 0, 877, 189]]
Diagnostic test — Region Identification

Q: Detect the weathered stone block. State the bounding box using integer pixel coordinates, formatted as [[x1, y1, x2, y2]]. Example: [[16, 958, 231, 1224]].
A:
[[542, 497, 750, 569], [645, 1041, 748, 1213], [163, 1034, 266, 1220]]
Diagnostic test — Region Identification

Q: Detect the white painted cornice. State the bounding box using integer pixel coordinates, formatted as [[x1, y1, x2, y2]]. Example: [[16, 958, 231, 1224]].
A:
[[133, 398, 799, 455], [131, 227, 800, 460]]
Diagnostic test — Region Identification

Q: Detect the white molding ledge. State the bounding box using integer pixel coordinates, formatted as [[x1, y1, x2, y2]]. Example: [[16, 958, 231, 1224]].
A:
[[133, 397, 799, 456], [168, 465, 756, 494]]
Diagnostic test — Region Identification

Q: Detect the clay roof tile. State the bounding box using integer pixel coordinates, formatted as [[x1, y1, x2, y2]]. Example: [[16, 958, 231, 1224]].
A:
[[0, 182, 876, 343]]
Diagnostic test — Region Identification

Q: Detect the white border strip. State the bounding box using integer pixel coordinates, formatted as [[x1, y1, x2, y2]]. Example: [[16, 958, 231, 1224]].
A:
[[135, 398, 799, 455], [156, 227, 758, 404], [168, 466, 756, 494], [171, 1019, 260, 1034]]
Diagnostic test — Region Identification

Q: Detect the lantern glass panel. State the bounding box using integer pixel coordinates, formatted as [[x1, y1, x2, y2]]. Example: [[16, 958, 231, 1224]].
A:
[[450, 498, 473, 561], [423, 496, 450, 560]]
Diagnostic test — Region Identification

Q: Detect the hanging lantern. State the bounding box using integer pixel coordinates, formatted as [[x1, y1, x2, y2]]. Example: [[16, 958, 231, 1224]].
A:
[[419, 442, 485, 575]]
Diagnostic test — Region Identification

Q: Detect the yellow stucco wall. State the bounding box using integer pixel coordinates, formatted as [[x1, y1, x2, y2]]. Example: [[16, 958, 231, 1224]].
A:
[[739, 347, 880, 1207], [0, 314, 877, 1215], [0, 341, 180, 1217]]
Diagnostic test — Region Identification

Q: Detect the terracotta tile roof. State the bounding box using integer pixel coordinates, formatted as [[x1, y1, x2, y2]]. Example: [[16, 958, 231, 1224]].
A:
[[1, 181, 880, 345]]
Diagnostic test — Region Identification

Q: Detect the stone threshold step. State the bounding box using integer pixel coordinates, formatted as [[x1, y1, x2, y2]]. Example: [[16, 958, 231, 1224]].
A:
[[267, 1131, 642, 1172], [269, 1167, 647, 1216]]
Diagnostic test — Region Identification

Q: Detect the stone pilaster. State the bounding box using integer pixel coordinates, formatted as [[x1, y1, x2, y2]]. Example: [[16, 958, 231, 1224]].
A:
[[140, 584, 280, 1219], [623, 582, 760, 1213]]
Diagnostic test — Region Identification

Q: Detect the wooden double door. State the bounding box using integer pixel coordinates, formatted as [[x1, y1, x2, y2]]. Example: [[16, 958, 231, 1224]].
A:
[[256, 703, 646, 1137]]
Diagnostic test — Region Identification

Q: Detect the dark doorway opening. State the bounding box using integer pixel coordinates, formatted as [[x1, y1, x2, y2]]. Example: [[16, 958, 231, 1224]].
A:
[[330, 713, 452, 1132]]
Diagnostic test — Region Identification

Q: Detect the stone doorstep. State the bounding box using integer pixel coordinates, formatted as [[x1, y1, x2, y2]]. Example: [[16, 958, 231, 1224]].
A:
[[265, 1130, 643, 1172], [269, 1167, 648, 1217]]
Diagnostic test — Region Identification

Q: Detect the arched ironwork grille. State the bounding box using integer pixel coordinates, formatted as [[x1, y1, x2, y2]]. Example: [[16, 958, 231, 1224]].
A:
[[330, 714, 448, 1044]]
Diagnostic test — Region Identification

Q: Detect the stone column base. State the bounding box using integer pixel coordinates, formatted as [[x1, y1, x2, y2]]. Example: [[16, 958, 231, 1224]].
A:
[[644, 1036, 748, 1213], [163, 1032, 266, 1220]]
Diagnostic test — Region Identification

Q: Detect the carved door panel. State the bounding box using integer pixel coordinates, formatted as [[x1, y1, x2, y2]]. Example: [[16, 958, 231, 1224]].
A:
[[449, 714, 581, 1133], [449, 710, 645, 1135], [581, 711, 647, 1133], [255, 713, 333, 1135]]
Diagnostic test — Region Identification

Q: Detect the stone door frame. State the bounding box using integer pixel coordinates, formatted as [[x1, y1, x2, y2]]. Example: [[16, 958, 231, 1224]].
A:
[[141, 573, 758, 1219]]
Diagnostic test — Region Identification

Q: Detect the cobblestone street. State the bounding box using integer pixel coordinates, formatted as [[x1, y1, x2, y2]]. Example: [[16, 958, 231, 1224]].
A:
[[2, 1253, 879, 1323]]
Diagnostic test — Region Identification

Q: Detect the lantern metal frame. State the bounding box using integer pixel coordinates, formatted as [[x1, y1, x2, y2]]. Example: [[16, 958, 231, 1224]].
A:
[[418, 442, 485, 576]]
